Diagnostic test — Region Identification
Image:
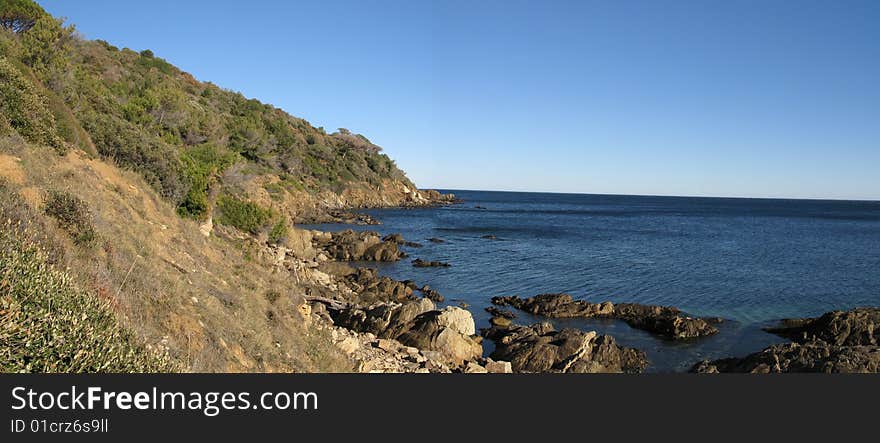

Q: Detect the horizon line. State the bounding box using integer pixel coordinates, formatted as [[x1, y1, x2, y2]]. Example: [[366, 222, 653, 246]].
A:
[[421, 187, 880, 203]]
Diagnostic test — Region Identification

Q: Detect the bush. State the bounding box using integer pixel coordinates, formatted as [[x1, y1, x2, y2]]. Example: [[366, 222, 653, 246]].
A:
[[79, 111, 189, 203], [0, 56, 63, 151], [215, 195, 274, 235], [43, 190, 96, 246], [0, 222, 177, 372], [177, 144, 238, 219], [268, 218, 287, 245]]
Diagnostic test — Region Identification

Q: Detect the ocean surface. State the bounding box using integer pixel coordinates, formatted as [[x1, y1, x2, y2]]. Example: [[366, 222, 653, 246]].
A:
[[300, 190, 880, 372]]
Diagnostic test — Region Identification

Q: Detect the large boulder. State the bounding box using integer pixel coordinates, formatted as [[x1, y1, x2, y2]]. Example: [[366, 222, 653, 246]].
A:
[[396, 310, 483, 365], [435, 306, 476, 336]]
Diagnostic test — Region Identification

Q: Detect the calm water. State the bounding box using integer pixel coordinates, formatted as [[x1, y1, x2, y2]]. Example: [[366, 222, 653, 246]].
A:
[[301, 190, 880, 372]]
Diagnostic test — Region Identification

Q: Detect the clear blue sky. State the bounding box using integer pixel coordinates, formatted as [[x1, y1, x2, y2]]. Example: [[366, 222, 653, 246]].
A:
[[41, 0, 880, 199]]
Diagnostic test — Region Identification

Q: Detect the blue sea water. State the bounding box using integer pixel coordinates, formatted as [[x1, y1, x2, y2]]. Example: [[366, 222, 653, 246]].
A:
[[301, 190, 880, 372]]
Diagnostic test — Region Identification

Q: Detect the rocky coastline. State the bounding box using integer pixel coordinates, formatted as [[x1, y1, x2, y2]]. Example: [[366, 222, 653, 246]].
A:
[[253, 196, 878, 373]]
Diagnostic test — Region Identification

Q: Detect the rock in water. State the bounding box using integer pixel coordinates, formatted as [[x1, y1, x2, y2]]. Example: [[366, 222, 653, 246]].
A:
[[763, 307, 878, 346], [693, 307, 880, 373], [692, 341, 880, 373], [412, 258, 451, 268], [492, 293, 718, 339]]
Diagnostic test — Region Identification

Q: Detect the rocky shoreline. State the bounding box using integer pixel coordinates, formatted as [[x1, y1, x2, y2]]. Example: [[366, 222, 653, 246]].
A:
[[296, 189, 460, 225], [253, 205, 879, 373]]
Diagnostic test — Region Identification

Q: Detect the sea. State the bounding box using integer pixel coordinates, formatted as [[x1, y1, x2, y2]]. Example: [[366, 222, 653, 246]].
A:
[[300, 190, 880, 372]]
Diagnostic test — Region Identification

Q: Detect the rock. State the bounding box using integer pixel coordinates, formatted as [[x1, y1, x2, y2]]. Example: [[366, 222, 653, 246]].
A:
[[428, 237, 445, 244], [484, 322, 647, 373], [485, 360, 513, 374], [481, 234, 497, 240], [418, 285, 444, 302], [464, 362, 488, 373], [321, 210, 381, 225], [404, 241, 423, 248], [489, 316, 512, 328], [330, 298, 436, 337], [412, 258, 451, 268], [436, 306, 476, 335], [335, 267, 416, 305], [485, 306, 517, 319], [376, 338, 399, 352], [694, 307, 880, 373], [692, 341, 880, 374], [382, 233, 405, 244], [493, 293, 718, 339], [396, 309, 483, 365], [764, 307, 879, 346], [199, 217, 213, 237], [313, 229, 404, 262], [336, 336, 360, 354]]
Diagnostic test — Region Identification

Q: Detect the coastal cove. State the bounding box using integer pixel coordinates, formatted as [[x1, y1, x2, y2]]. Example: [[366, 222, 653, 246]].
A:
[[300, 190, 880, 372]]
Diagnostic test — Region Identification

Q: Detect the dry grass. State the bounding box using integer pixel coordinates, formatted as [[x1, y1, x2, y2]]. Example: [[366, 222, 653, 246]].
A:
[[1, 137, 352, 372]]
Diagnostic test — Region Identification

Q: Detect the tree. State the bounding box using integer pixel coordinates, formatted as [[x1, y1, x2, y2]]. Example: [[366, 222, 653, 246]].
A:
[[0, 0, 46, 33]]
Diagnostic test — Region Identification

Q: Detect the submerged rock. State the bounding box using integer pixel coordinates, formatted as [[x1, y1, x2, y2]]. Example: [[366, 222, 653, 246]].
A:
[[492, 293, 718, 339], [412, 258, 451, 268], [427, 237, 445, 244], [484, 322, 647, 373]]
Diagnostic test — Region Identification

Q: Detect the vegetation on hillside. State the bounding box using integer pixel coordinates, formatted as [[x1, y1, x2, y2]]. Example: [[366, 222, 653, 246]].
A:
[[0, 182, 176, 372], [1, 1, 388, 373], [0, 0, 414, 223]]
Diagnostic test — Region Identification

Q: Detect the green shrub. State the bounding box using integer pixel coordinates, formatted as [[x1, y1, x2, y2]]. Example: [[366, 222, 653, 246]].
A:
[[177, 144, 238, 219], [268, 218, 287, 245], [79, 111, 189, 202], [0, 56, 63, 151], [43, 189, 96, 246], [215, 195, 274, 235], [0, 222, 177, 372], [19, 14, 73, 76]]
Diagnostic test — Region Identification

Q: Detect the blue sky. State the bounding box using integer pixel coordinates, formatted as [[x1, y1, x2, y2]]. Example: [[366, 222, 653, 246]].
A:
[[41, 0, 879, 199]]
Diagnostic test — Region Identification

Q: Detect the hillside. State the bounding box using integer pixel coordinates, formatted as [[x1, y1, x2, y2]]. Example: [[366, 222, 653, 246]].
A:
[[0, 1, 452, 372], [1, 0, 448, 228]]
